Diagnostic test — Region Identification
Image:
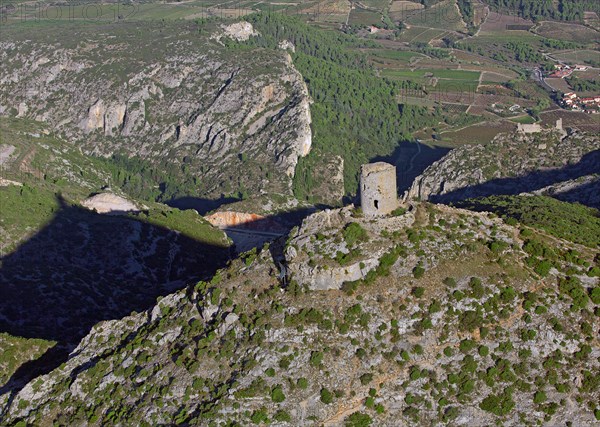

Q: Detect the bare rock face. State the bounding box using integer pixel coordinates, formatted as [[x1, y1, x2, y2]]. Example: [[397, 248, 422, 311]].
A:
[[0, 22, 312, 202], [405, 131, 600, 205], [213, 21, 258, 42], [278, 39, 296, 52], [81, 193, 140, 214], [205, 211, 286, 232]]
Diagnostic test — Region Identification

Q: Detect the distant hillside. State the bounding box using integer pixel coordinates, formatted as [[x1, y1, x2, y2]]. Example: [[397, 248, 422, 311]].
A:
[[0, 19, 312, 205]]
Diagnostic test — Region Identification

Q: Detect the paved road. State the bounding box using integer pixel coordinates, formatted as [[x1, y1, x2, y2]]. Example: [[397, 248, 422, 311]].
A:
[[532, 67, 556, 93]]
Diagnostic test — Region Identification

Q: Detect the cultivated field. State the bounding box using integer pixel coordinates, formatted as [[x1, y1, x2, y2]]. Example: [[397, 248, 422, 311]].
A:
[[478, 12, 533, 34], [552, 50, 600, 66], [389, 0, 423, 21], [437, 119, 517, 145], [534, 21, 600, 45], [348, 7, 382, 26], [404, 0, 466, 33]]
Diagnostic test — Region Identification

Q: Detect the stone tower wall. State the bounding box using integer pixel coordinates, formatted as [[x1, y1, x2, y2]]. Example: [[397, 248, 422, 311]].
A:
[[360, 162, 398, 217]]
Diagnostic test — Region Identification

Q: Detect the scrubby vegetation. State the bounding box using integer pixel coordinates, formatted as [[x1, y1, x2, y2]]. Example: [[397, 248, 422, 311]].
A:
[[5, 203, 597, 426], [485, 0, 599, 21], [457, 195, 600, 248]]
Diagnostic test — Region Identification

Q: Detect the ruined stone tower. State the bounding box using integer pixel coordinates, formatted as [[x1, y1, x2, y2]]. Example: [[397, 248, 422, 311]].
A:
[[360, 162, 398, 218]]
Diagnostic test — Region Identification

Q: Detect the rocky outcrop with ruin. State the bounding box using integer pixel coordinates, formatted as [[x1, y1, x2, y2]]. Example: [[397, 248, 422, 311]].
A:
[[285, 205, 415, 290], [3, 202, 598, 426]]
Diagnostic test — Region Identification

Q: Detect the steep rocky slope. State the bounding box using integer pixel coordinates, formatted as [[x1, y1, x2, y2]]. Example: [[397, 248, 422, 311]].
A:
[[0, 20, 312, 201], [2, 203, 598, 426], [406, 130, 600, 207]]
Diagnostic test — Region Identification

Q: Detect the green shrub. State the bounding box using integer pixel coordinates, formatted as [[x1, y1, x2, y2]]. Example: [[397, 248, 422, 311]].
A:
[[533, 391, 547, 404], [459, 339, 476, 353], [343, 223, 368, 246], [360, 373, 373, 385], [297, 377, 309, 389], [534, 260, 552, 276], [271, 385, 286, 402], [345, 412, 372, 427], [478, 345, 489, 357], [409, 367, 421, 381], [273, 410, 292, 422], [479, 391, 515, 416], [250, 408, 269, 424], [320, 388, 334, 404], [310, 351, 324, 367], [413, 265, 425, 279], [412, 287, 425, 298], [443, 277, 457, 287]]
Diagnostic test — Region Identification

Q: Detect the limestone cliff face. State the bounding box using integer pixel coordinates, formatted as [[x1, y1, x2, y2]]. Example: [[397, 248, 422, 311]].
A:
[[0, 21, 312, 200], [405, 131, 600, 205]]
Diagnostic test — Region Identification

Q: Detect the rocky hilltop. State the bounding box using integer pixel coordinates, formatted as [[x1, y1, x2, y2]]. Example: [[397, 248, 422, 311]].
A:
[[406, 131, 600, 208], [2, 203, 598, 426], [0, 21, 312, 200]]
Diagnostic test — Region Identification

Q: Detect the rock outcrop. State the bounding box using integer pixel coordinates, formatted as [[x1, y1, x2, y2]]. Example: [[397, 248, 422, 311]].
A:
[[285, 205, 415, 290], [205, 211, 286, 232], [81, 193, 141, 214], [212, 21, 259, 42], [405, 131, 600, 206]]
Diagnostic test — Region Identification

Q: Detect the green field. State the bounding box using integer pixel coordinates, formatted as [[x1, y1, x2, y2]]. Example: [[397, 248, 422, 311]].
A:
[[381, 68, 480, 87], [510, 115, 536, 124], [367, 49, 426, 62]]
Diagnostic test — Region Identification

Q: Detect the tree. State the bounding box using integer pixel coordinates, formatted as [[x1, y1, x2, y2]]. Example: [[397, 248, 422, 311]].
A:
[[320, 388, 334, 404], [271, 385, 285, 403]]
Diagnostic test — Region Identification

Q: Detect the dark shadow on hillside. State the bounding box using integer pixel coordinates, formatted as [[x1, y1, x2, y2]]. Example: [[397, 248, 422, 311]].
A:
[[0, 197, 327, 400], [372, 141, 451, 194], [552, 178, 600, 210], [429, 150, 600, 207], [165, 196, 239, 215], [0, 196, 232, 397]]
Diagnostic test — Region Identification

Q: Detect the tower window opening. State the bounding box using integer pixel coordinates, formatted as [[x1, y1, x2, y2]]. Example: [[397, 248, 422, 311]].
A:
[[374, 200, 379, 209]]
